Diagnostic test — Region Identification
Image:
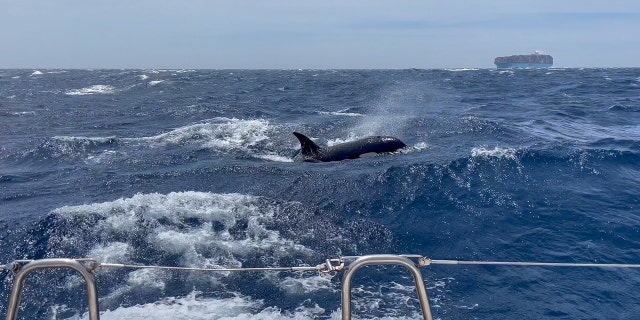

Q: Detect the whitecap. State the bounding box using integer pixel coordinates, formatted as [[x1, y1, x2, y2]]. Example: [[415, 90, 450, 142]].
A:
[[8, 110, 35, 115], [65, 85, 116, 96], [30, 70, 44, 76], [254, 154, 295, 162], [53, 136, 118, 144], [133, 118, 272, 152], [44, 136, 118, 159], [471, 146, 518, 160], [445, 68, 479, 72], [455, 303, 480, 310], [317, 110, 363, 117]]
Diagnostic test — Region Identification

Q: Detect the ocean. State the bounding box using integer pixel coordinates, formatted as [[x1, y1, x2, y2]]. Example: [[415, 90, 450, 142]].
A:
[[1, 68, 639, 319]]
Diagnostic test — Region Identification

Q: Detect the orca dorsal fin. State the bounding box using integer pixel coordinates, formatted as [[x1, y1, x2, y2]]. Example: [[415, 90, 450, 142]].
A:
[[293, 132, 322, 157]]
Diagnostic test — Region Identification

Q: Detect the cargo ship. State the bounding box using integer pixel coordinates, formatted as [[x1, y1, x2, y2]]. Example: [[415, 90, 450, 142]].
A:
[[494, 51, 553, 69]]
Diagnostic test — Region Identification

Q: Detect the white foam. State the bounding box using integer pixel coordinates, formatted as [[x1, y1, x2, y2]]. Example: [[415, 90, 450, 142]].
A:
[[346, 279, 435, 320], [454, 303, 479, 310], [471, 146, 518, 160], [275, 274, 335, 295], [135, 118, 272, 152], [254, 154, 294, 162], [53, 118, 282, 161], [126, 268, 166, 291], [139, 74, 149, 80], [54, 136, 117, 144], [72, 291, 328, 320], [43, 136, 117, 159], [85, 150, 119, 164], [88, 242, 130, 263], [317, 110, 363, 117], [149, 69, 195, 74], [65, 85, 116, 96], [53, 191, 312, 272], [52, 192, 319, 315], [148, 80, 165, 86], [30, 70, 44, 76], [412, 142, 430, 151]]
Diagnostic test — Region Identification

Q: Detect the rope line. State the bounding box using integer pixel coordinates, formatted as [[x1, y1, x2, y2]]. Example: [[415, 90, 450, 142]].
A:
[[427, 259, 640, 268], [99, 263, 323, 273]]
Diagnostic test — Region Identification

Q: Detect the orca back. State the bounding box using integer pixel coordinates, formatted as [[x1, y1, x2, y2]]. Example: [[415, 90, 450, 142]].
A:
[[293, 132, 406, 162]]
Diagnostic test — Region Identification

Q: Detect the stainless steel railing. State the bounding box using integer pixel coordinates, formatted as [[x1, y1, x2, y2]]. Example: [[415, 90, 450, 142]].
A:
[[340, 255, 432, 320], [5, 254, 640, 320], [3, 255, 433, 320], [5, 258, 100, 320]]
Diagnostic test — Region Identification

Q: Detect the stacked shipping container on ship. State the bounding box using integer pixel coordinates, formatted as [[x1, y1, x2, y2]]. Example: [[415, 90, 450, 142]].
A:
[[494, 51, 553, 69]]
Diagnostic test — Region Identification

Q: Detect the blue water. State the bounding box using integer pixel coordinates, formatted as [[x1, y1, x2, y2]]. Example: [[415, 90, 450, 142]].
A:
[[1, 68, 640, 319]]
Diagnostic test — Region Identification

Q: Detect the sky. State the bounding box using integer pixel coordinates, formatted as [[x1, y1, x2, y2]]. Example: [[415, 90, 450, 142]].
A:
[[2, 0, 639, 69]]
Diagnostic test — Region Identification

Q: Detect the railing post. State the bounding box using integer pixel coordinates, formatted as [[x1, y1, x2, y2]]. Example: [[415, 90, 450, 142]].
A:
[[5, 258, 100, 320], [341, 254, 432, 320]]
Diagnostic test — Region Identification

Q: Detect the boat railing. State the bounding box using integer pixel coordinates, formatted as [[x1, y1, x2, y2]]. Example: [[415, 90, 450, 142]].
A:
[[4, 254, 640, 320]]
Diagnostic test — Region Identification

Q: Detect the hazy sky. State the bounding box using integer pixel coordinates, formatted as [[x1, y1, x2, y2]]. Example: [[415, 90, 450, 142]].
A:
[[2, 0, 639, 69]]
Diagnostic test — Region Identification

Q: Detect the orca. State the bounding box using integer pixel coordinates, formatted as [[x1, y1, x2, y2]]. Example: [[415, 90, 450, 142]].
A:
[[293, 132, 406, 162]]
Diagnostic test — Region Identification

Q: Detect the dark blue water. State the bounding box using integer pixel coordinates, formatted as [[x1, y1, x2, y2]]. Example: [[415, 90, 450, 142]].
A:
[[1, 68, 640, 319]]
